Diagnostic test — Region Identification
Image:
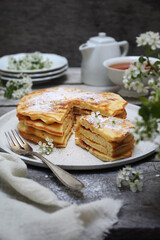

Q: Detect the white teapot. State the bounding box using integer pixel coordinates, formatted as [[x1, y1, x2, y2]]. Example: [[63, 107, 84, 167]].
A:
[[79, 32, 129, 86]]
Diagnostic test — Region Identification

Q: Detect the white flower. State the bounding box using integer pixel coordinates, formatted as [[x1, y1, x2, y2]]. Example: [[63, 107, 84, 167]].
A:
[[7, 52, 53, 71], [136, 61, 147, 73], [116, 166, 144, 192], [124, 61, 147, 81], [45, 137, 53, 144], [148, 95, 155, 101], [116, 177, 122, 188], [38, 138, 54, 155], [12, 88, 27, 99], [130, 180, 143, 192], [116, 169, 129, 186], [132, 168, 143, 180], [148, 78, 155, 87], [90, 111, 103, 128], [134, 81, 147, 93], [20, 74, 33, 88], [124, 64, 137, 79], [38, 141, 42, 146], [123, 165, 132, 173], [136, 31, 160, 50], [123, 78, 129, 87], [6, 74, 33, 99], [123, 63, 149, 94], [136, 33, 149, 47]]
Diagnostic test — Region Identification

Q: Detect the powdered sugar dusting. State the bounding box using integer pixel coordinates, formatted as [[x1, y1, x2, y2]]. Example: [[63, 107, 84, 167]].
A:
[[25, 88, 66, 111], [85, 115, 133, 132], [24, 88, 109, 112]]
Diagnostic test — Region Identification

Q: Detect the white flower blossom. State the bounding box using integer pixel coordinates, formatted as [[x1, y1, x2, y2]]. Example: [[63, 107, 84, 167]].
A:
[[3, 74, 33, 99], [148, 95, 155, 101], [12, 87, 31, 99], [7, 52, 53, 71], [124, 64, 137, 79], [123, 61, 149, 94], [148, 78, 156, 87], [116, 166, 144, 192], [136, 33, 149, 47], [38, 138, 54, 155], [116, 177, 122, 188], [130, 180, 143, 192], [136, 61, 147, 73], [124, 62, 147, 81], [136, 31, 160, 50], [123, 77, 132, 90], [132, 168, 143, 180], [90, 111, 103, 128]]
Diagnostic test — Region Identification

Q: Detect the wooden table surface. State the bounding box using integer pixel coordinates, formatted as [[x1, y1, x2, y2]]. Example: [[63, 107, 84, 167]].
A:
[[0, 68, 160, 240]]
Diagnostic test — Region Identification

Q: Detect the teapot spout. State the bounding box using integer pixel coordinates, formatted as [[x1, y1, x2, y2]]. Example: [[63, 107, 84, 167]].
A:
[[79, 43, 94, 55], [79, 43, 94, 62]]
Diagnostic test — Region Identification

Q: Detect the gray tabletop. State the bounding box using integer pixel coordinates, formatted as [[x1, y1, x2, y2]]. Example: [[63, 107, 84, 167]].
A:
[[0, 68, 160, 240]]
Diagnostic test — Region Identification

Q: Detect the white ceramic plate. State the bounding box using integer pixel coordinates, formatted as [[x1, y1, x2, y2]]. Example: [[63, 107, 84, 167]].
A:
[[0, 53, 68, 74], [0, 64, 68, 78], [0, 104, 156, 170], [0, 68, 67, 83]]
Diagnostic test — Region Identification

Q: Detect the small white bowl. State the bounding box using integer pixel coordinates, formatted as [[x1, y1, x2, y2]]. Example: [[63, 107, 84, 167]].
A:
[[103, 56, 157, 97]]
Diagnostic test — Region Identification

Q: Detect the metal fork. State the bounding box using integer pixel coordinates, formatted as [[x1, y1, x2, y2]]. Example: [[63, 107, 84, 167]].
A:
[[5, 129, 85, 191]]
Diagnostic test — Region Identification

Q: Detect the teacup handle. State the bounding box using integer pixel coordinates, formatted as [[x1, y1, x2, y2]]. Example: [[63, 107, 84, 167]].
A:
[[118, 40, 129, 56]]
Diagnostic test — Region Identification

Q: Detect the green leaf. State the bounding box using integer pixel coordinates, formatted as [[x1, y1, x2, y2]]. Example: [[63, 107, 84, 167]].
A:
[[153, 60, 160, 67], [139, 99, 160, 121], [139, 56, 146, 63], [139, 104, 150, 121], [139, 96, 148, 102], [4, 82, 17, 98], [150, 101, 160, 118]]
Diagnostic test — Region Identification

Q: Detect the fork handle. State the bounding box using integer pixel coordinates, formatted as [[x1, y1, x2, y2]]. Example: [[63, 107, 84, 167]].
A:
[[32, 151, 85, 191]]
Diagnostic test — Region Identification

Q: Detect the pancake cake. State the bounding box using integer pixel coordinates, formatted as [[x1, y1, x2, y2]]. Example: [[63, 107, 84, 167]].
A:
[[75, 114, 135, 162], [16, 87, 130, 154]]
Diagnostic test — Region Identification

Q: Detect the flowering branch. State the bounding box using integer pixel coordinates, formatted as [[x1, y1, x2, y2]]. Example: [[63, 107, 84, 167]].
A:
[[116, 166, 143, 192], [7, 52, 52, 71], [123, 31, 160, 159], [0, 74, 33, 99]]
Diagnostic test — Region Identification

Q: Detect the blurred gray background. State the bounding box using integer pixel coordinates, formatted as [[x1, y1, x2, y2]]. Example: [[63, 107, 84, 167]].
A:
[[0, 0, 160, 66]]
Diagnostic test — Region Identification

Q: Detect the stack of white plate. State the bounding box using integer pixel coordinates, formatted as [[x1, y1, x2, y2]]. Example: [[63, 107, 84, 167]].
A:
[[0, 53, 68, 84]]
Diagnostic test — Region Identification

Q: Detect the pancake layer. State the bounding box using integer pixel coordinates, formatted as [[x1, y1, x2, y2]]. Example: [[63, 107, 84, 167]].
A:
[[17, 116, 74, 146], [17, 111, 73, 136]]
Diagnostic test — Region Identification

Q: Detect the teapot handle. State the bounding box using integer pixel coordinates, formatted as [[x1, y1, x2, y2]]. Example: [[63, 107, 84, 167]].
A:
[[118, 41, 129, 56]]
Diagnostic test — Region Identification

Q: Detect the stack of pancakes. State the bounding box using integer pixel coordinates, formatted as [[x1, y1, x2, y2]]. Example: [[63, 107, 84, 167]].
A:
[[75, 115, 135, 161], [17, 110, 74, 147], [16, 87, 129, 153]]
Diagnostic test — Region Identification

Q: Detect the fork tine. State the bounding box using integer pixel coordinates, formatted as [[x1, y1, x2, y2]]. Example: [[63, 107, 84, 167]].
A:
[[11, 129, 26, 149], [5, 132, 15, 150], [15, 129, 26, 144], [12, 129, 33, 152]]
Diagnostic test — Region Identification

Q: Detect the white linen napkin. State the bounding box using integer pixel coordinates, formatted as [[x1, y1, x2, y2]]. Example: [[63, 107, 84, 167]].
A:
[[0, 152, 123, 240]]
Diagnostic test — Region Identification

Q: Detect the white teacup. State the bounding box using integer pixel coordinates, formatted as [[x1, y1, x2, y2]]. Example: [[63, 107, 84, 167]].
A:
[[103, 56, 158, 97]]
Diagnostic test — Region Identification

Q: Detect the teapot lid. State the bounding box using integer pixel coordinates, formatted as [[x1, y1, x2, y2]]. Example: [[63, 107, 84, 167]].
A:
[[88, 32, 115, 44]]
